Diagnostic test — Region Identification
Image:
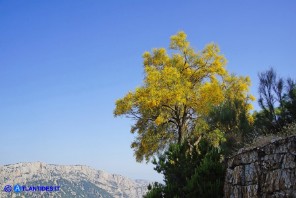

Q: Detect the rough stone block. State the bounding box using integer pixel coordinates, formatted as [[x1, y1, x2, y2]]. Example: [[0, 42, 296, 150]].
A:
[[261, 153, 284, 170], [232, 186, 242, 198], [282, 153, 296, 169], [240, 150, 258, 164], [233, 165, 244, 185], [279, 170, 293, 190], [241, 185, 258, 198], [244, 163, 259, 184], [225, 168, 234, 184]]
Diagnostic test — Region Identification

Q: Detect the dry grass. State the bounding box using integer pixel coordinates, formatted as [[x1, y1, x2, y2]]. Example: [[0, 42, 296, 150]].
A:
[[245, 122, 296, 149]]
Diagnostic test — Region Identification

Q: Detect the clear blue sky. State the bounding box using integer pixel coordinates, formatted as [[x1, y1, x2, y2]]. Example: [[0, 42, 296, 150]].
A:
[[0, 1, 295, 182]]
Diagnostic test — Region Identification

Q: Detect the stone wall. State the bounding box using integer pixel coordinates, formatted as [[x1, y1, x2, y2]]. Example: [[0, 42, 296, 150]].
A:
[[224, 135, 296, 198]]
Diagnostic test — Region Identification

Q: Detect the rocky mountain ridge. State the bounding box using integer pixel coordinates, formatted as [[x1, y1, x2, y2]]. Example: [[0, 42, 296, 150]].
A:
[[0, 162, 150, 198]]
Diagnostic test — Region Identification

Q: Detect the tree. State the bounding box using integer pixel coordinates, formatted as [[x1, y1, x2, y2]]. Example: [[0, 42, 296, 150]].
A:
[[257, 68, 284, 131], [282, 78, 296, 122], [145, 140, 225, 198], [206, 74, 255, 146], [114, 32, 254, 162], [185, 147, 225, 198], [144, 182, 164, 198], [255, 68, 296, 134]]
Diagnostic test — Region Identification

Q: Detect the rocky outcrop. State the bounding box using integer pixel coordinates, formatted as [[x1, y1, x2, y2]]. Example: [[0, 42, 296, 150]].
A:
[[0, 162, 149, 198], [224, 135, 296, 198]]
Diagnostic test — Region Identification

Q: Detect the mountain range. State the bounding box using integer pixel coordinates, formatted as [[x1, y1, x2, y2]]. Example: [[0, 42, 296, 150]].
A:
[[0, 162, 150, 198]]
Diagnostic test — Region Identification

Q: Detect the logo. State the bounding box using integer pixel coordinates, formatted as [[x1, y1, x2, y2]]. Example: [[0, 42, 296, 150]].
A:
[[3, 184, 60, 193], [3, 185, 12, 192], [14, 184, 22, 193]]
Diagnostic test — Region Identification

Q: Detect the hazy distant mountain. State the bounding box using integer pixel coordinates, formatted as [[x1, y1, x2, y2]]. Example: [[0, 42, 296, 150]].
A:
[[0, 162, 150, 198]]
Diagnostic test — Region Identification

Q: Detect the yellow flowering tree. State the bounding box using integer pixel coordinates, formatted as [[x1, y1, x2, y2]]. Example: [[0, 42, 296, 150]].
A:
[[114, 32, 254, 162]]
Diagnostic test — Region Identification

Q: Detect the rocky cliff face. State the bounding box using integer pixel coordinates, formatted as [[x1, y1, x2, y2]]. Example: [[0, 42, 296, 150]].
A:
[[0, 162, 149, 198], [224, 135, 296, 198]]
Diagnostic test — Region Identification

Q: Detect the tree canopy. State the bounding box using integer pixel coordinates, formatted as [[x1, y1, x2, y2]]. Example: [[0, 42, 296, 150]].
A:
[[114, 32, 254, 162], [254, 68, 296, 134]]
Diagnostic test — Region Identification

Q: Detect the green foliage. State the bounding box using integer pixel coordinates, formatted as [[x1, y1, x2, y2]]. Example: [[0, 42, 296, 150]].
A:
[[254, 68, 296, 134], [282, 80, 296, 122], [145, 140, 225, 198], [185, 148, 225, 198], [209, 99, 252, 136], [144, 182, 164, 198], [197, 90, 256, 155]]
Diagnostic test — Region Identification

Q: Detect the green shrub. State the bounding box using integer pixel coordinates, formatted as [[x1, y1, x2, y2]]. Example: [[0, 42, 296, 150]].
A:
[[144, 140, 225, 198], [185, 148, 225, 198]]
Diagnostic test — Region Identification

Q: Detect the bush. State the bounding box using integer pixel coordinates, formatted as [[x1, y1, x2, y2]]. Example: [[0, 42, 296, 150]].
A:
[[144, 140, 225, 198], [185, 148, 225, 198], [144, 182, 164, 198]]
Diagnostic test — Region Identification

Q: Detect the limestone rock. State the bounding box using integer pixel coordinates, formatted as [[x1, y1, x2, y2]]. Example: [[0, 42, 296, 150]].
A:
[[0, 162, 150, 198]]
